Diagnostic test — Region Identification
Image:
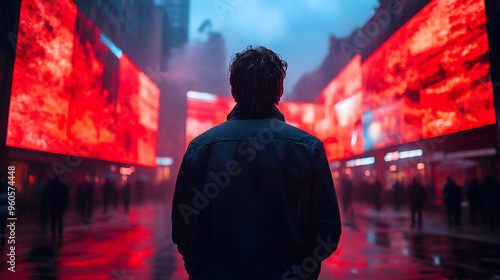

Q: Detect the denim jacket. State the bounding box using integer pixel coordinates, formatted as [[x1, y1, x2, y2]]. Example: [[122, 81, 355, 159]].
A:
[[172, 105, 341, 280]]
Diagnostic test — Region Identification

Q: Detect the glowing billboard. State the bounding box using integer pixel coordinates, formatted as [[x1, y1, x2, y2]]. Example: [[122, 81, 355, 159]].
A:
[[186, 94, 317, 148], [318, 0, 495, 160], [361, 0, 495, 150], [6, 0, 160, 167], [278, 102, 316, 135], [315, 55, 365, 160], [186, 92, 235, 148], [183, 0, 495, 162]]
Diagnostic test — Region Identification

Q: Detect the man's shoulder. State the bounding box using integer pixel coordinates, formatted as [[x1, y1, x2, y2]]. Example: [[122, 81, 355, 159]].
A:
[[187, 119, 320, 152]]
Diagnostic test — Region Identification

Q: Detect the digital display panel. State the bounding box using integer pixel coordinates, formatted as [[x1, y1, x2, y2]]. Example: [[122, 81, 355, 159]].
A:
[[69, 9, 120, 161], [185, 94, 318, 148], [7, 0, 77, 155], [182, 0, 495, 162], [361, 0, 495, 150], [278, 102, 316, 135], [6, 0, 160, 167], [185, 92, 235, 148], [417, 0, 494, 138], [116, 55, 160, 166], [315, 55, 365, 160]]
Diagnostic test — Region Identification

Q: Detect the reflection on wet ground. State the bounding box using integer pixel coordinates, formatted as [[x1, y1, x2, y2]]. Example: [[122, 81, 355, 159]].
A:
[[1, 202, 499, 279], [324, 213, 500, 280]]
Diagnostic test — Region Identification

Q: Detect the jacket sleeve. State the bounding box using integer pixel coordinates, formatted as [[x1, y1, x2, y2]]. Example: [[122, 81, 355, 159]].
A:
[[310, 141, 342, 260], [171, 153, 194, 272]]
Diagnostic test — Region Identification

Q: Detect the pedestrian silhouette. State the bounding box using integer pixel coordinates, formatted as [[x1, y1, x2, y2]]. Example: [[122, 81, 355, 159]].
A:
[[392, 179, 404, 211], [76, 174, 94, 223], [48, 175, 69, 244], [408, 178, 426, 228], [372, 178, 383, 211], [84, 175, 94, 222], [75, 180, 86, 223], [466, 177, 480, 225], [38, 176, 51, 234], [102, 178, 115, 215], [135, 180, 145, 205], [112, 180, 119, 210], [443, 177, 462, 225], [340, 176, 354, 218], [122, 181, 131, 213], [480, 175, 499, 226]]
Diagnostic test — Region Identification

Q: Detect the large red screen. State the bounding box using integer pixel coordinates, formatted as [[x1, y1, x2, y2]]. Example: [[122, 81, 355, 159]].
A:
[[314, 0, 495, 160], [7, 0, 160, 167], [186, 94, 317, 148], [7, 0, 77, 155], [361, 0, 495, 151], [185, 92, 235, 148], [315, 55, 365, 160], [185, 0, 495, 162], [278, 102, 316, 135]]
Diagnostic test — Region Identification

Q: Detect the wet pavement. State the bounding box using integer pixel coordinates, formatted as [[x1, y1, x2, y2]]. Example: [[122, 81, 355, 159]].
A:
[[1, 202, 500, 280]]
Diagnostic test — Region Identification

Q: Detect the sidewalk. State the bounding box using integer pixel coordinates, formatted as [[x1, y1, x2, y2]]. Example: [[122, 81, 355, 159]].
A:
[[1, 202, 188, 280], [352, 201, 500, 245], [2, 201, 500, 279]]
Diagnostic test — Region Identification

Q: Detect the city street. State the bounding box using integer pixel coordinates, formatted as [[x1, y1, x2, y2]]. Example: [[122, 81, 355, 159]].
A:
[[1, 202, 500, 280], [2, 0, 500, 279]]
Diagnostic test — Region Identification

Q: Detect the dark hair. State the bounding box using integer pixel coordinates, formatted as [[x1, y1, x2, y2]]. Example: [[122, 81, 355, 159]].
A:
[[229, 45, 287, 109]]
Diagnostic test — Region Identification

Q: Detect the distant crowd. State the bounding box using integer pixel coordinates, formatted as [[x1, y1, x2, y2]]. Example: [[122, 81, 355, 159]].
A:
[[0, 172, 164, 246], [338, 174, 500, 229]]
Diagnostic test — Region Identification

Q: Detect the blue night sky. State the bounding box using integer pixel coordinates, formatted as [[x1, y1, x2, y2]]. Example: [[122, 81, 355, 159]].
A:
[[189, 0, 380, 96]]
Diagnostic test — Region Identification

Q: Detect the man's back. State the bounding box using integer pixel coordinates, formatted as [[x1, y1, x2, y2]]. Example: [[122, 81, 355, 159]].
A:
[[172, 106, 341, 280]]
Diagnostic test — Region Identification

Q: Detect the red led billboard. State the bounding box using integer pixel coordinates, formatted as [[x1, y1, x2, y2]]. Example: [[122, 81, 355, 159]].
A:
[[68, 9, 120, 161], [361, 0, 495, 150], [185, 0, 495, 162], [186, 92, 235, 148], [115, 55, 160, 166], [7, 0, 77, 155], [315, 55, 365, 160], [185, 94, 317, 148], [6, 0, 160, 167], [278, 102, 316, 135]]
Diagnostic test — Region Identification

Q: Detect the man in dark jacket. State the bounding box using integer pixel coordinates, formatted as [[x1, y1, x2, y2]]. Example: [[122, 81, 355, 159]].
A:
[[172, 46, 342, 280]]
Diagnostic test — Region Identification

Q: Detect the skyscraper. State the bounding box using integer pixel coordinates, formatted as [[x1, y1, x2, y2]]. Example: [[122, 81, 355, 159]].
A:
[[162, 0, 189, 48]]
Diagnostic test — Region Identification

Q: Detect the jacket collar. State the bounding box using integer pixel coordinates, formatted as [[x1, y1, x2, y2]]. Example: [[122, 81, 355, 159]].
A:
[[227, 104, 286, 122]]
